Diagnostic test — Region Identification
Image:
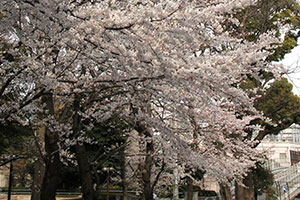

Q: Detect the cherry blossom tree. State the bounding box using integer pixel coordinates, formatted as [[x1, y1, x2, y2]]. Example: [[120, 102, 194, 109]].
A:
[[0, 0, 286, 200]]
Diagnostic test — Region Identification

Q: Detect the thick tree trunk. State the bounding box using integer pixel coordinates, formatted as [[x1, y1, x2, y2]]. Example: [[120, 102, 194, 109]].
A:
[[186, 177, 193, 200], [235, 181, 244, 200], [141, 139, 154, 200], [220, 184, 233, 200], [73, 95, 96, 200], [135, 122, 154, 200], [75, 143, 96, 200], [31, 126, 45, 200], [40, 128, 60, 200], [40, 93, 60, 200], [30, 157, 45, 200], [235, 173, 255, 200]]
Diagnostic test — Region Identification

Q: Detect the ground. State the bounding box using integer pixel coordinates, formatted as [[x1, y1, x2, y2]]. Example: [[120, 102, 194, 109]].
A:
[[0, 194, 82, 200]]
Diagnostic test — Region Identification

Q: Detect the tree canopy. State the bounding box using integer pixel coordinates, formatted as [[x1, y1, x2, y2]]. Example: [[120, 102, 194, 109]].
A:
[[0, 0, 296, 200]]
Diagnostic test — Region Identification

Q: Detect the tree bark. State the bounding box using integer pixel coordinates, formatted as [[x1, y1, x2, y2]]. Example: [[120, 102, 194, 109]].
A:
[[120, 148, 128, 200], [220, 184, 233, 200], [75, 143, 96, 200], [141, 138, 154, 200], [40, 128, 60, 200], [31, 126, 45, 200], [186, 177, 193, 200], [40, 93, 60, 200], [135, 122, 154, 200], [235, 181, 244, 200], [30, 156, 45, 200], [73, 94, 96, 200], [235, 173, 255, 200]]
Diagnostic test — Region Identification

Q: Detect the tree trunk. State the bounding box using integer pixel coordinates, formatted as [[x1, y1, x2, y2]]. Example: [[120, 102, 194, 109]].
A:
[[186, 177, 193, 200], [120, 148, 128, 200], [31, 126, 45, 200], [40, 128, 60, 200], [75, 143, 96, 200], [235, 173, 255, 200], [30, 157, 45, 200], [220, 184, 233, 200], [235, 181, 244, 200], [73, 95, 96, 200], [40, 93, 60, 200], [135, 122, 154, 200], [41, 126, 60, 200], [243, 172, 255, 200], [122, 174, 129, 200], [141, 139, 154, 200]]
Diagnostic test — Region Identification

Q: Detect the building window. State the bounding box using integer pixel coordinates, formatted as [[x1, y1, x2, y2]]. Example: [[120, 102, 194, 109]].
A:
[[280, 153, 287, 159]]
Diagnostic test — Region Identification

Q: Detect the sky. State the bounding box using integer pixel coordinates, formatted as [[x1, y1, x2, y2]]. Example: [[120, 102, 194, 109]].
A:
[[281, 40, 300, 95]]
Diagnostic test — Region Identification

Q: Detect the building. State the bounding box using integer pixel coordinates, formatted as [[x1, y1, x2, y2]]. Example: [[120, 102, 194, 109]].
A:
[[257, 124, 300, 168]]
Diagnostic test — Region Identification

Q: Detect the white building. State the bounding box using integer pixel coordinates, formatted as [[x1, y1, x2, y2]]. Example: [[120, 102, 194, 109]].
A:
[[257, 124, 300, 168]]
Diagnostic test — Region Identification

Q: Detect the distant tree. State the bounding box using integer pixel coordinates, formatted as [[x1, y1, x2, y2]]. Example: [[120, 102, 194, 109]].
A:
[[252, 78, 300, 142], [225, 0, 300, 61], [252, 163, 275, 200], [0, 122, 32, 156], [255, 78, 300, 124]]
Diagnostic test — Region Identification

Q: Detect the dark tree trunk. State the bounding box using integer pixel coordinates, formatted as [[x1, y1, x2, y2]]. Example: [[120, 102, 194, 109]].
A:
[[121, 171, 129, 200], [243, 172, 255, 200], [235, 181, 244, 200], [186, 177, 193, 200], [135, 122, 154, 200], [141, 137, 154, 200], [220, 184, 233, 200], [40, 128, 60, 200], [235, 173, 255, 200], [73, 94, 96, 200], [120, 148, 128, 200], [40, 93, 60, 200], [75, 143, 96, 200], [31, 126, 45, 200], [30, 156, 45, 200]]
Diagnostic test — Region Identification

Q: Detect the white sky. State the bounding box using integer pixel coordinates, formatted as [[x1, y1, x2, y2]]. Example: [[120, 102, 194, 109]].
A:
[[281, 39, 300, 95]]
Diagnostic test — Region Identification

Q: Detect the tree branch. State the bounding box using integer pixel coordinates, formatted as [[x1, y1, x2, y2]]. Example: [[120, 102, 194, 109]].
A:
[[151, 158, 165, 192]]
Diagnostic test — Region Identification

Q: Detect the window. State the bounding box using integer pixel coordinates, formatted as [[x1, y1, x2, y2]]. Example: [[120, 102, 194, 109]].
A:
[[280, 153, 287, 159]]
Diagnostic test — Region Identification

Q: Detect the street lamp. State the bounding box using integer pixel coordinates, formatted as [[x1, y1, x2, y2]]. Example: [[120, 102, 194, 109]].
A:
[[103, 167, 114, 200]]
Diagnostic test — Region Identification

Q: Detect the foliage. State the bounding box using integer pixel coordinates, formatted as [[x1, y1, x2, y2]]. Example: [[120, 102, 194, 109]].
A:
[[268, 33, 298, 61], [255, 78, 300, 124], [58, 116, 129, 188], [252, 164, 274, 197], [85, 116, 129, 149], [85, 117, 129, 186], [0, 122, 32, 156], [58, 165, 81, 190], [226, 0, 300, 61]]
